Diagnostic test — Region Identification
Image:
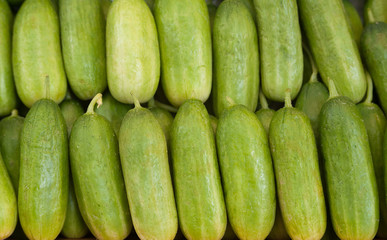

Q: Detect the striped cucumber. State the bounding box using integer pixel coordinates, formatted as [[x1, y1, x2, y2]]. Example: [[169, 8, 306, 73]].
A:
[[60, 99, 84, 137], [343, 0, 363, 46], [364, 0, 387, 24]]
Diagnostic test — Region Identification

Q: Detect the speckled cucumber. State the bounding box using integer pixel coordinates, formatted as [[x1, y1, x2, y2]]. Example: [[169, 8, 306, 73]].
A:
[[154, 0, 212, 107], [343, 0, 363, 46], [298, 0, 366, 103], [253, 0, 303, 101], [107, 0, 159, 104], [213, 0, 259, 116], [170, 100, 227, 240], [60, 99, 84, 137], [70, 94, 132, 240], [364, 0, 387, 24], [269, 90, 326, 240], [13, 0, 67, 108], [319, 81, 378, 240], [119, 98, 178, 240], [0, 0, 17, 116], [19, 99, 68, 240]]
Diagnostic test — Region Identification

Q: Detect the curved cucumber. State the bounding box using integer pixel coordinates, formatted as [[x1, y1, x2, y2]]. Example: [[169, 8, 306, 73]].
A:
[[60, 99, 84, 137], [0, 0, 17, 116], [13, 0, 67, 108], [217, 104, 275, 240], [149, 107, 174, 142], [343, 0, 363, 46], [170, 100, 227, 240], [364, 0, 387, 24], [154, 0, 212, 107], [213, 0, 259, 116], [59, 0, 107, 100], [70, 94, 132, 240], [107, 0, 159, 104], [19, 99, 68, 240], [253, 0, 303, 101]]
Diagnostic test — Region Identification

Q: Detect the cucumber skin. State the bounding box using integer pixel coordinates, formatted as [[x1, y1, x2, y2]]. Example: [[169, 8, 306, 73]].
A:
[[59, 0, 107, 100], [253, 0, 303, 101], [149, 107, 174, 142], [13, 0, 67, 108], [19, 99, 68, 240], [298, 0, 366, 103], [357, 103, 387, 238], [0, 0, 17, 116], [361, 22, 387, 114], [255, 108, 275, 135], [319, 96, 378, 240], [269, 107, 326, 240], [0, 153, 17, 240], [119, 107, 178, 240], [107, 0, 159, 104], [60, 99, 84, 137], [70, 113, 132, 240], [213, 0, 259, 117], [154, 0, 212, 107], [343, 0, 363, 46], [364, 0, 387, 24], [170, 100, 227, 240], [217, 105, 275, 240]]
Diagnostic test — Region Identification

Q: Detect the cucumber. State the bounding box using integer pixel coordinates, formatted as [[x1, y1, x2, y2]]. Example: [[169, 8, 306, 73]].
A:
[[60, 99, 84, 137], [119, 98, 178, 240], [19, 99, 68, 240], [217, 104, 275, 240], [59, 0, 107, 100], [298, 0, 366, 103], [239, 0, 255, 22], [269, 90, 326, 240], [319, 81, 379, 240], [0, 0, 17, 117], [210, 115, 218, 134], [107, 0, 159, 104], [343, 0, 363, 46], [13, 0, 67, 108], [357, 74, 387, 238], [154, 0, 212, 107], [255, 92, 275, 135], [253, 0, 303, 101], [364, 0, 387, 24], [149, 106, 174, 142], [360, 22, 387, 114], [213, 0, 259, 116], [70, 94, 132, 240], [170, 100, 227, 240]]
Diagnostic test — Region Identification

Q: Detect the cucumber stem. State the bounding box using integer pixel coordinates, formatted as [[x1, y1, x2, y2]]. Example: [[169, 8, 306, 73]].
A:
[[259, 90, 269, 109], [153, 100, 178, 113], [45, 75, 50, 99], [328, 78, 339, 99], [131, 93, 142, 109], [302, 42, 318, 83], [11, 109, 18, 117], [87, 93, 103, 114], [364, 71, 373, 104], [284, 89, 293, 108]]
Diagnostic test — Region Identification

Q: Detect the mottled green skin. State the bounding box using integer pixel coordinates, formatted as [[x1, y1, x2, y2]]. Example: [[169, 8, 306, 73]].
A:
[[213, 0, 259, 117], [217, 105, 275, 240], [298, 0, 366, 103], [59, 0, 107, 100], [357, 102, 387, 238], [255, 108, 275, 135], [19, 99, 68, 240], [95, 92, 131, 136], [253, 0, 303, 101], [269, 106, 326, 240], [149, 107, 174, 142], [170, 100, 227, 240], [70, 112, 132, 240], [13, 0, 67, 108], [364, 0, 387, 24], [343, 0, 363, 46], [154, 0, 212, 107], [0, 0, 16, 116], [107, 0, 159, 104], [295, 81, 329, 138], [361, 22, 387, 114], [0, 153, 17, 240], [319, 96, 378, 240], [60, 99, 84, 137], [119, 107, 178, 240]]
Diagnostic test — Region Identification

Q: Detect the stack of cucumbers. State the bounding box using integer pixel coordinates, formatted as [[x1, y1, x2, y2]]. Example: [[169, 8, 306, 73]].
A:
[[0, 0, 386, 239]]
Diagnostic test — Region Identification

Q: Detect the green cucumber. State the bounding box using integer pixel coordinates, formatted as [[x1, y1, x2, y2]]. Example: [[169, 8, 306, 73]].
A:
[[298, 0, 366, 103], [0, 0, 17, 116], [60, 99, 84, 137], [360, 22, 387, 114], [59, 0, 107, 100], [107, 0, 159, 104], [170, 100, 227, 240], [210, 115, 218, 134], [364, 0, 387, 24], [19, 98, 68, 240], [253, 0, 303, 101], [0, 110, 23, 192], [217, 104, 275, 240], [255, 92, 275, 135], [357, 74, 387, 238], [154, 0, 212, 107], [70, 94, 132, 240], [269, 90, 326, 240], [319, 81, 378, 240], [13, 0, 67, 108], [119, 98, 178, 240], [239, 0, 255, 22], [343, 0, 363, 46], [149, 106, 174, 142], [213, 0, 259, 116]]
